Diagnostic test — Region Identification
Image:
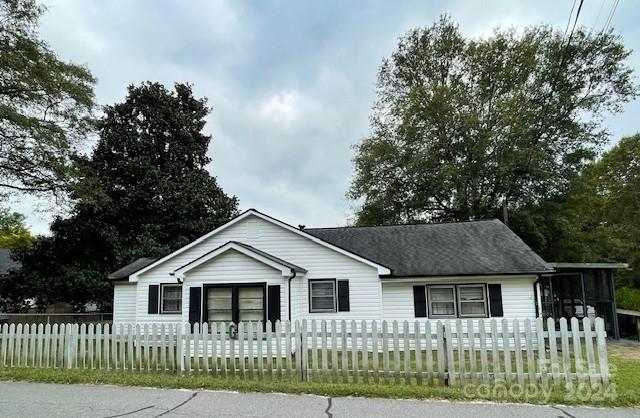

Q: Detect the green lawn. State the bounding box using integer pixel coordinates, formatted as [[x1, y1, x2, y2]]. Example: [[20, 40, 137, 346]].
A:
[[0, 346, 638, 408]]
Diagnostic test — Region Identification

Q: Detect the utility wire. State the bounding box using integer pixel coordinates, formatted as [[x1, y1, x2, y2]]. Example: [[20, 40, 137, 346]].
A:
[[592, 0, 607, 31], [602, 0, 620, 33]]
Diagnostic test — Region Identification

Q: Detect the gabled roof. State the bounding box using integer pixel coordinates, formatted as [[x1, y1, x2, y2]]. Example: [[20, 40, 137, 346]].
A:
[[127, 209, 391, 281], [305, 219, 554, 277], [108, 257, 157, 280], [0, 248, 20, 275], [173, 241, 307, 277]]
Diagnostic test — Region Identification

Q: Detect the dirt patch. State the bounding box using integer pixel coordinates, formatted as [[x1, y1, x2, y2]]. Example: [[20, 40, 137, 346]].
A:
[[608, 340, 640, 360]]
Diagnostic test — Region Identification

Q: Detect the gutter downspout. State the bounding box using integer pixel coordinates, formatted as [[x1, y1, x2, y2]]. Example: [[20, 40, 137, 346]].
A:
[[288, 270, 297, 321]]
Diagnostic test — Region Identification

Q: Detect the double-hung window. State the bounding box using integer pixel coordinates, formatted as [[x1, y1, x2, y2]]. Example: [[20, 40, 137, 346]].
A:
[[161, 284, 182, 314], [427, 285, 457, 318], [458, 284, 488, 317], [426, 284, 488, 318], [309, 280, 336, 313]]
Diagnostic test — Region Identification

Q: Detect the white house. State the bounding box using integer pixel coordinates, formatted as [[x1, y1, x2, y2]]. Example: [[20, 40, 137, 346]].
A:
[[109, 209, 555, 330]]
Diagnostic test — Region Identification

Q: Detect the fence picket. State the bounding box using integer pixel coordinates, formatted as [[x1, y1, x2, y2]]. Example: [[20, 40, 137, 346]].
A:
[[436, 321, 445, 383], [210, 323, 218, 377], [160, 324, 167, 372], [547, 317, 560, 387], [256, 322, 263, 380], [276, 321, 283, 379], [414, 321, 422, 385], [103, 324, 110, 371], [285, 321, 292, 379], [571, 317, 583, 385], [87, 324, 94, 370], [341, 320, 348, 383], [29, 324, 37, 367], [392, 321, 400, 384], [193, 323, 200, 375], [478, 319, 489, 384], [444, 321, 455, 386], [311, 321, 318, 380], [321, 321, 328, 383], [595, 318, 609, 385], [559, 318, 571, 388], [246, 322, 254, 379], [330, 320, 338, 383], [490, 319, 500, 384], [501, 319, 512, 385], [513, 319, 524, 386], [382, 321, 390, 384], [266, 321, 273, 380], [583, 317, 596, 387], [403, 321, 410, 384], [95, 324, 102, 370], [524, 319, 535, 384], [467, 319, 477, 384], [0, 323, 7, 367], [127, 324, 134, 372], [351, 320, 359, 384], [425, 321, 434, 385], [456, 319, 465, 386], [360, 321, 369, 383]]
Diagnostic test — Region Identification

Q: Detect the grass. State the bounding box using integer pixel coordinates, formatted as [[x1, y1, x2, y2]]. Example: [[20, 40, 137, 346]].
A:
[[0, 355, 638, 408]]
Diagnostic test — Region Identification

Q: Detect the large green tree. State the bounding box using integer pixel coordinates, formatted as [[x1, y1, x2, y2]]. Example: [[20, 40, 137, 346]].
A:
[[0, 0, 96, 200], [0, 208, 32, 248], [2, 83, 239, 311], [350, 17, 637, 225]]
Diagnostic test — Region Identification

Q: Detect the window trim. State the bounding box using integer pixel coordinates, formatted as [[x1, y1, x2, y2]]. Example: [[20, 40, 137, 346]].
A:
[[202, 282, 267, 325], [427, 285, 457, 318], [425, 283, 490, 319], [457, 283, 489, 318], [160, 283, 183, 314], [308, 279, 337, 313]]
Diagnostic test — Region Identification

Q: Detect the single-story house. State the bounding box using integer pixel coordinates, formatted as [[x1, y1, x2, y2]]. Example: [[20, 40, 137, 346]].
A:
[[109, 209, 625, 336]]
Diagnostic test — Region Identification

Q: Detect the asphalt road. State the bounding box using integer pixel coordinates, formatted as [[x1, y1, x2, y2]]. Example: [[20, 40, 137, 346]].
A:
[[0, 381, 637, 418]]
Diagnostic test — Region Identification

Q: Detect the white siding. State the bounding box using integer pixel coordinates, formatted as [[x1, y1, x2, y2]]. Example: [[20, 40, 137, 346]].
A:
[[183, 249, 285, 323], [113, 283, 137, 325], [134, 214, 382, 324], [382, 275, 538, 328]]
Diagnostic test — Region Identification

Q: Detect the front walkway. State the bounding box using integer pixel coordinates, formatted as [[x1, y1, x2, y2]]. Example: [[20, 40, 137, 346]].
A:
[[0, 381, 637, 418]]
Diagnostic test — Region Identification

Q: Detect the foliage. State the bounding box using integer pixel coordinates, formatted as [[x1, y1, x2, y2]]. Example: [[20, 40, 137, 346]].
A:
[[507, 134, 640, 287], [350, 16, 637, 225], [616, 287, 640, 311], [0, 208, 32, 248], [0, 0, 96, 201], [1, 82, 239, 311]]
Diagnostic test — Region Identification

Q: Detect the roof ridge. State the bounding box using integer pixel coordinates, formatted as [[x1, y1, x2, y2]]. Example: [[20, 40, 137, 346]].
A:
[[305, 219, 501, 230]]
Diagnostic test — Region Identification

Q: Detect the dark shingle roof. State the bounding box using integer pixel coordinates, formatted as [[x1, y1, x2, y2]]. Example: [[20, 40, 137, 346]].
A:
[[305, 219, 553, 277], [108, 257, 158, 280], [0, 248, 20, 275]]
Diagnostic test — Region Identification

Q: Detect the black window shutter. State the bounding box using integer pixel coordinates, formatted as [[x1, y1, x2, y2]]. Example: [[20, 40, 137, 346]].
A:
[[413, 286, 427, 317], [189, 287, 202, 326], [267, 285, 281, 331], [337, 280, 350, 312], [488, 284, 503, 317], [148, 285, 159, 314]]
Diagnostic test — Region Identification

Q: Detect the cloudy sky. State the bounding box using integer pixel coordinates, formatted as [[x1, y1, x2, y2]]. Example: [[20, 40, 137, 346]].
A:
[[11, 0, 640, 234]]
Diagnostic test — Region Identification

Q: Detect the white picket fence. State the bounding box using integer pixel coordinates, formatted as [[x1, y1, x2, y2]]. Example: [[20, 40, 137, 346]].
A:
[[0, 317, 609, 388]]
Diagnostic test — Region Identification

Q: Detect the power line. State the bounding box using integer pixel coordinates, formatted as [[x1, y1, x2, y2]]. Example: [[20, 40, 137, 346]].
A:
[[602, 0, 621, 33], [592, 0, 607, 31]]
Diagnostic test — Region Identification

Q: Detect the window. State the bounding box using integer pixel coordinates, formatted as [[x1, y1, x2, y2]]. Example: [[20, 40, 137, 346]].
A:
[[427, 285, 456, 317], [205, 284, 265, 323], [161, 284, 182, 314], [426, 284, 489, 318], [309, 280, 336, 313], [207, 287, 233, 322], [458, 284, 487, 317]]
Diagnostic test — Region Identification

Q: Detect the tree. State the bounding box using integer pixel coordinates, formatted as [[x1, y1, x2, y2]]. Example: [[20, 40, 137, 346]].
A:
[[0, 0, 96, 200], [0, 207, 32, 248], [349, 17, 637, 225], [3, 82, 239, 311]]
